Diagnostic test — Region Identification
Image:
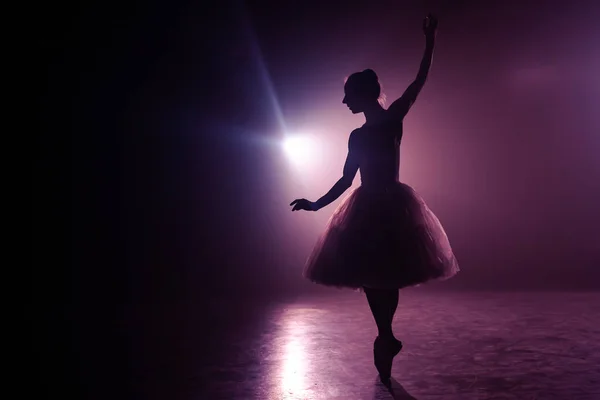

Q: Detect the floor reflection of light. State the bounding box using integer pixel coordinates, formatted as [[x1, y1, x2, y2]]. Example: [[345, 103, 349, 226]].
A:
[[278, 309, 310, 399]]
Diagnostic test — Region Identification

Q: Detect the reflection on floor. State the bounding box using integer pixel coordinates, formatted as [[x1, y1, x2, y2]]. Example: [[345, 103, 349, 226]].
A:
[[129, 291, 600, 399]]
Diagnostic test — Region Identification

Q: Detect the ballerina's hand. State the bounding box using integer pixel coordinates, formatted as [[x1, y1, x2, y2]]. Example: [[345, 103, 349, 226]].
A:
[[423, 13, 438, 38], [290, 198, 317, 212]]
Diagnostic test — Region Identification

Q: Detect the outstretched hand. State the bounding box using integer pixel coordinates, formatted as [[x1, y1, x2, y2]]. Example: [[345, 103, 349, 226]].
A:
[[290, 198, 316, 212], [423, 13, 438, 38]]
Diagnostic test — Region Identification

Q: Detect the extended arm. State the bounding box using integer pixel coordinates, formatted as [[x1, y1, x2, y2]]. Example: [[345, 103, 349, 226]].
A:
[[290, 130, 360, 212], [388, 14, 438, 120], [314, 134, 359, 210]]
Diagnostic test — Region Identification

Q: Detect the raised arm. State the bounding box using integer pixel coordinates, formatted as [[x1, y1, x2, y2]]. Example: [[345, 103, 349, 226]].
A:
[[388, 13, 438, 121], [291, 130, 360, 212]]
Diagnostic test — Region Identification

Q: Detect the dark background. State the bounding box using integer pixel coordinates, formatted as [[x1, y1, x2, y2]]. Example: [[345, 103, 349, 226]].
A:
[[35, 0, 599, 397]]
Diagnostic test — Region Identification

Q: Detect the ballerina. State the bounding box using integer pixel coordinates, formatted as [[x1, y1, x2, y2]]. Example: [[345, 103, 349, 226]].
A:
[[290, 13, 459, 384]]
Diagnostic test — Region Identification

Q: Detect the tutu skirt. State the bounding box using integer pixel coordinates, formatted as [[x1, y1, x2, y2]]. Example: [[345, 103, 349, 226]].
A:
[[303, 182, 459, 289]]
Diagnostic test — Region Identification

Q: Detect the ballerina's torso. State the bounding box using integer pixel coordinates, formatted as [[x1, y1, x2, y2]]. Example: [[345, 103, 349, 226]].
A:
[[352, 111, 403, 189]]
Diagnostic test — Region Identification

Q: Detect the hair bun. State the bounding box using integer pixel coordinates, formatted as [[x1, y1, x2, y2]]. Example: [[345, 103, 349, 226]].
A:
[[361, 69, 379, 82]]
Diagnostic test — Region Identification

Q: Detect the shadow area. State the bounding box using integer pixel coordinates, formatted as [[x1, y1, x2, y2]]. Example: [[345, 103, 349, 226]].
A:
[[372, 376, 419, 400]]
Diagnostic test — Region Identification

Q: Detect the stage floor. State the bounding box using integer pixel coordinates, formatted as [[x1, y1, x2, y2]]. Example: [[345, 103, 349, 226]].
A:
[[129, 291, 600, 399]]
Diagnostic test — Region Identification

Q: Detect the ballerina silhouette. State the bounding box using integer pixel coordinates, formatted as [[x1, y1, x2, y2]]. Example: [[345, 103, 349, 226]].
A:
[[290, 14, 459, 384]]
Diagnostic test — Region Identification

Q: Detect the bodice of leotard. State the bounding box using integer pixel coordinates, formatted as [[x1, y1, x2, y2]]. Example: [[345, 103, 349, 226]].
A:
[[352, 114, 403, 190]]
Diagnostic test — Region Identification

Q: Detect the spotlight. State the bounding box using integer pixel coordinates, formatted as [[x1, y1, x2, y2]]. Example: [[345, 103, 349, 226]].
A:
[[283, 135, 315, 166]]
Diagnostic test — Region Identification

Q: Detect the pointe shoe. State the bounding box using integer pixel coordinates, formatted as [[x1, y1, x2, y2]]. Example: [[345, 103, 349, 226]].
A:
[[373, 336, 403, 384]]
